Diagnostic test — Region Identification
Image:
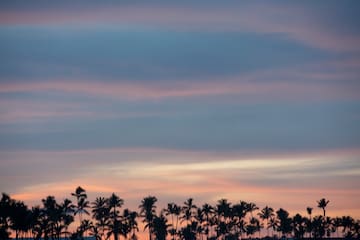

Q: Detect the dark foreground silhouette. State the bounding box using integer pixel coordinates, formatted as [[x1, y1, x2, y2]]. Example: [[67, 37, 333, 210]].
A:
[[0, 186, 359, 240]]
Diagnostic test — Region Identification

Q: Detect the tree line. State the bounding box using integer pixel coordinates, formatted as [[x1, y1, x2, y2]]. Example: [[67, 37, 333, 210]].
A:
[[0, 186, 359, 240]]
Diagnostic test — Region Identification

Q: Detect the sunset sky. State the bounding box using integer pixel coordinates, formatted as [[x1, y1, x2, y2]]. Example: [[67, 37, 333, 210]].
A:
[[0, 0, 360, 221]]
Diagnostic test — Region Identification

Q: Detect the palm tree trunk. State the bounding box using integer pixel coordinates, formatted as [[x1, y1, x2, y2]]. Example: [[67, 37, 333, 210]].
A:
[[171, 214, 175, 240], [79, 212, 83, 227], [176, 216, 179, 239]]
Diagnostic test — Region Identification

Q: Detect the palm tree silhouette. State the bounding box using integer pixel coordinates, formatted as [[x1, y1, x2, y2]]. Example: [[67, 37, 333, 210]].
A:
[[332, 216, 342, 237], [246, 202, 259, 219], [164, 203, 181, 240], [201, 203, 214, 240], [91, 196, 109, 239], [71, 186, 90, 224], [79, 219, 93, 237], [216, 199, 231, 222], [139, 196, 157, 240], [276, 208, 292, 238], [246, 216, 261, 238], [312, 215, 325, 238], [195, 208, 206, 240], [215, 199, 232, 239], [107, 193, 124, 240], [179, 222, 197, 240], [59, 198, 75, 239], [258, 205, 274, 236], [306, 207, 313, 238], [268, 216, 278, 237], [9, 200, 30, 240], [181, 198, 197, 225], [41, 196, 58, 240], [317, 198, 329, 217], [341, 215, 354, 234], [122, 209, 138, 240], [232, 201, 248, 238], [292, 213, 306, 239], [152, 212, 169, 240]]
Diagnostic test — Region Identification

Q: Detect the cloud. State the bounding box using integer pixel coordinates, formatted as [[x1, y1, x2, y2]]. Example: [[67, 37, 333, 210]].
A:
[[2, 147, 360, 218], [1, 88, 359, 152], [0, 63, 358, 102], [1, 2, 359, 52], [1, 26, 329, 81]]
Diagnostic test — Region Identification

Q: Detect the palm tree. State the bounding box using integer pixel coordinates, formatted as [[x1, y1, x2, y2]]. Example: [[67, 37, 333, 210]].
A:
[[216, 199, 232, 239], [195, 208, 206, 240], [139, 196, 157, 240], [75, 198, 90, 224], [122, 209, 138, 240], [312, 215, 325, 238], [232, 201, 248, 238], [0, 193, 13, 240], [91, 196, 109, 239], [71, 186, 90, 223], [152, 213, 169, 240], [332, 217, 342, 237], [58, 198, 74, 239], [107, 193, 124, 240], [258, 206, 274, 237], [181, 198, 197, 225], [79, 219, 93, 237], [292, 213, 306, 239], [41, 196, 59, 240], [216, 199, 231, 222], [179, 222, 197, 240], [341, 216, 354, 236], [201, 203, 214, 239], [317, 198, 329, 217], [324, 216, 333, 238], [164, 203, 181, 240], [306, 207, 313, 238], [276, 208, 292, 238], [246, 217, 262, 238], [268, 217, 279, 237], [246, 202, 259, 219], [9, 200, 31, 240]]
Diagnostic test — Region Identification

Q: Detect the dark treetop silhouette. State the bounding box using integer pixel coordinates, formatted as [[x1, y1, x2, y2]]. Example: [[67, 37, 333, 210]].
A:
[[0, 187, 359, 240]]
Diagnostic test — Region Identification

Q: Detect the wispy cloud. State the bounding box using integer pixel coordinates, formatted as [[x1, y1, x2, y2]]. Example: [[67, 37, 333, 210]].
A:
[[3, 147, 360, 217], [0, 63, 358, 102], [1, 3, 359, 52]]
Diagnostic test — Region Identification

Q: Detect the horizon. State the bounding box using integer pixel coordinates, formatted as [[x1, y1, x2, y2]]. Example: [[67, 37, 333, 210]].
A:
[[0, 1, 360, 238]]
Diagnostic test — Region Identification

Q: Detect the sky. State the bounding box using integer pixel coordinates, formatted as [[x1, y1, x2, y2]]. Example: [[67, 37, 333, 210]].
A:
[[0, 0, 360, 223]]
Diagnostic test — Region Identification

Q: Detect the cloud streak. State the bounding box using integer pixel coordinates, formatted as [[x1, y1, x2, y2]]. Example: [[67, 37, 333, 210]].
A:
[[0, 73, 358, 102], [1, 2, 359, 52], [2, 147, 359, 218]]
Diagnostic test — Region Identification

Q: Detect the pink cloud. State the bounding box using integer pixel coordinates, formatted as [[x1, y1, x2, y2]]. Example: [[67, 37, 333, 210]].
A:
[[0, 72, 358, 102]]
